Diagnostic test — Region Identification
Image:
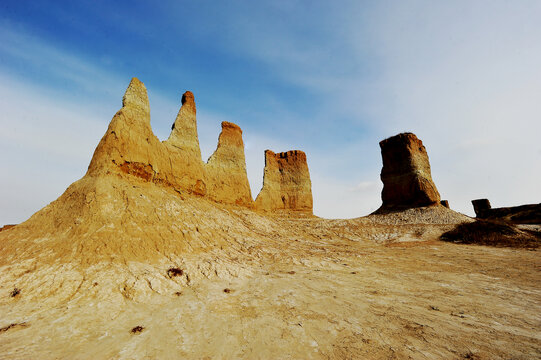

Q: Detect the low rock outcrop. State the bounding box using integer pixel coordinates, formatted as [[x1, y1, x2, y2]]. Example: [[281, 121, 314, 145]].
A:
[[255, 150, 313, 213], [376, 132, 441, 212], [206, 122, 252, 206], [471, 199, 541, 224], [472, 199, 492, 218]]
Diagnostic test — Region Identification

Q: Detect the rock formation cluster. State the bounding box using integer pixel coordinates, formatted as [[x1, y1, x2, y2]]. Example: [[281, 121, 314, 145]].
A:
[[255, 150, 313, 212], [376, 132, 441, 212], [88, 78, 313, 212]]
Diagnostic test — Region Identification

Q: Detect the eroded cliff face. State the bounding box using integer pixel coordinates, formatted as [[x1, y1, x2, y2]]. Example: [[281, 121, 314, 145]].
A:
[[206, 122, 253, 206], [377, 132, 441, 212], [255, 150, 313, 213]]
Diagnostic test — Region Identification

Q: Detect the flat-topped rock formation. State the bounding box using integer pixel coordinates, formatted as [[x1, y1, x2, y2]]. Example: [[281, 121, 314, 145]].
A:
[[255, 150, 313, 213], [376, 132, 441, 212], [206, 122, 253, 206], [472, 199, 541, 224]]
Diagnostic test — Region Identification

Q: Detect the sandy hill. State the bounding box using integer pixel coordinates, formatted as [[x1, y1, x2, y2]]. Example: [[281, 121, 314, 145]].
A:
[[0, 79, 539, 360]]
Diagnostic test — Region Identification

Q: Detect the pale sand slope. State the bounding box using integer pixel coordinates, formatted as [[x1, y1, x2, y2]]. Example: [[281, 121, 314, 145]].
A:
[[0, 176, 539, 359]]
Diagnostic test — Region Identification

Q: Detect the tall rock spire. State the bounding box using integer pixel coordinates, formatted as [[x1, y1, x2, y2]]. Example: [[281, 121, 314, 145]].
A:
[[87, 77, 156, 177], [376, 132, 441, 212], [166, 91, 202, 159], [122, 77, 150, 117], [164, 91, 207, 195], [255, 150, 313, 213], [206, 122, 253, 206]]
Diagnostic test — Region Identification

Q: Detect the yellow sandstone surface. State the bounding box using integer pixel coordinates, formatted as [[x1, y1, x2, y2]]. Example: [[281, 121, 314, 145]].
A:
[[255, 150, 313, 213]]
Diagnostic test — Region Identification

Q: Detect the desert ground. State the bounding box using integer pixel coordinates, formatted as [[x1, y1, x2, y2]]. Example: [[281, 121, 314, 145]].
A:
[[0, 179, 539, 359], [1, 78, 539, 359]]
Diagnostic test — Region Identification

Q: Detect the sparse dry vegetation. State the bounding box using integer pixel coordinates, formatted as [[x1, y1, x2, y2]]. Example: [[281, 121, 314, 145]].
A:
[[130, 326, 144, 334], [9, 288, 20, 298], [167, 267, 184, 278]]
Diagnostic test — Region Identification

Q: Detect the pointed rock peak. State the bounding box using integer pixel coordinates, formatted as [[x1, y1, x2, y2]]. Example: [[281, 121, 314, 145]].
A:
[[206, 120, 252, 206], [181, 91, 195, 107], [166, 89, 202, 162], [122, 77, 150, 114], [169, 91, 197, 132], [216, 121, 243, 147]]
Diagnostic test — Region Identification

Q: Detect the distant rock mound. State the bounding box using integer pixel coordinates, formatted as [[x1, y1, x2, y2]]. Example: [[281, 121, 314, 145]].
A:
[[471, 199, 492, 218], [376, 132, 441, 212], [471, 199, 541, 224], [255, 150, 313, 213], [206, 122, 253, 207]]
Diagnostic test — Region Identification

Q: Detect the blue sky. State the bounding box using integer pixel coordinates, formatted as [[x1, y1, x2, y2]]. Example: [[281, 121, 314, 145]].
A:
[[1, 1, 540, 223]]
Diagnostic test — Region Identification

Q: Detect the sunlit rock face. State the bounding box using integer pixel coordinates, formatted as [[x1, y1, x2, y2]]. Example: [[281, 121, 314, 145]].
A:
[[255, 150, 313, 213], [377, 132, 441, 212], [87, 79, 207, 196], [206, 121, 253, 207]]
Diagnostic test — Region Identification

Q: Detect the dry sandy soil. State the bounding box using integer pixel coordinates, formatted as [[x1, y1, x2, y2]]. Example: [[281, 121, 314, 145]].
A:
[[0, 178, 539, 359]]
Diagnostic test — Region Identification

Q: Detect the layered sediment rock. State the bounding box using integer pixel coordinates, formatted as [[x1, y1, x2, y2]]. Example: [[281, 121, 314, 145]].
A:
[[206, 122, 253, 206], [377, 132, 441, 212], [255, 150, 313, 213]]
